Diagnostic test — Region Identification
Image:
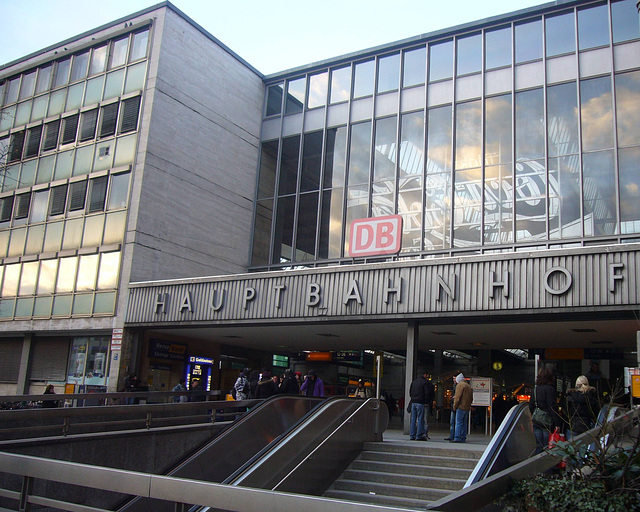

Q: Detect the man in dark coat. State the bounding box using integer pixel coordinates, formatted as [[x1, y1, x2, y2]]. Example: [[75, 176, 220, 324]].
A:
[[408, 370, 435, 440]]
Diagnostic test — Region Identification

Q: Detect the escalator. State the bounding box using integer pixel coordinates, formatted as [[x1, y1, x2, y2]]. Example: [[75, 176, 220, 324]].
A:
[[120, 396, 387, 512]]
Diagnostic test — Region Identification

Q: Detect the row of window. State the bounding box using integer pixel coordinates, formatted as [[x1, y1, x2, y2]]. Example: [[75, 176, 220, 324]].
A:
[[2, 96, 140, 164], [0, 28, 149, 107], [0, 171, 130, 226], [265, 0, 639, 116]]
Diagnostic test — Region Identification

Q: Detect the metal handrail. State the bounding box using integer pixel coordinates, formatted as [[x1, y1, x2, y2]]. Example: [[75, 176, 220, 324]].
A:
[[0, 450, 405, 512]]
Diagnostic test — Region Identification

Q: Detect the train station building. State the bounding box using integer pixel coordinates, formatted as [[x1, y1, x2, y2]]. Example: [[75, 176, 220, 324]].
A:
[[1, 0, 639, 407]]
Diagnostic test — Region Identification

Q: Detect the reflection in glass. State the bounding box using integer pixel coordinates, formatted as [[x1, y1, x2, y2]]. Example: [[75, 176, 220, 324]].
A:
[[7, 227, 26, 257], [19, 71, 36, 101], [2, 264, 20, 296], [485, 94, 512, 166], [583, 150, 616, 236], [515, 159, 547, 241], [278, 135, 300, 196], [612, 0, 640, 43], [296, 192, 319, 260], [70, 52, 89, 82], [619, 147, 640, 234], [319, 188, 343, 259], [113, 134, 136, 167], [485, 164, 513, 244], [124, 62, 146, 94], [374, 116, 397, 182], [130, 30, 149, 61], [301, 131, 323, 192], [104, 69, 125, 100], [31, 95, 48, 121], [399, 111, 425, 252], [403, 47, 426, 87], [266, 84, 283, 116], [453, 168, 482, 247], [107, 172, 131, 210], [110, 38, 129, 69], [581, 76, 614, 151], [308, 72, 328, 109], [18, 261, 38, 295], [547, 82, 579, 157], [330, 66, 351, 103], [427, 105, 452, 174], [377, 54, 400, 93], [53, 59, 71, 88], [457, 34, 482, 76], [66, 83, 84, 110], [348, 121, 372, 186], [485, 27, 511, 70], [76, 254, 99, 291], [578, 4, 609, 50], [251, 200, 273, 266], [25, 224, 45, 254], [84, 77, 104, 106], [56, 256, 78, 293], [258, 140, 278, 199], [353, 60, 375, 98], [97, 252, 121, 289], [90, 45, 108, 76], [285, 77, 305, 114], [62, 218, 83, 250], [516, 89, 544, 161], [546, 12, 576, 57], [425, 171, 451, 250], [15, 100, 32, 126], [372, 180, 395, 217], [615, 70, 640, 147], [515, 19, 542, 63], [48, 89, 66, 116], [103, 211, 127, 245], [37, 259, 58, 294], [324, 126, 347, 188], [272, 195, 295, 263], [345, 184, 369, 253], [549, 155, 581, 239], [429, 40, 453, 82], [455, 100, 481, 170], [36, 65, 52, 94], [82, 215, 105, 247]]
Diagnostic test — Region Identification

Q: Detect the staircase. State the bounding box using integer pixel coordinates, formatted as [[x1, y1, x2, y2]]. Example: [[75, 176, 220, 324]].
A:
[[324, 440, 483, 510]]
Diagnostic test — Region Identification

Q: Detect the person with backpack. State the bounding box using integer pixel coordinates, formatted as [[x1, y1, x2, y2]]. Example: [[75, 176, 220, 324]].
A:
[[233, 369, 250, 401]]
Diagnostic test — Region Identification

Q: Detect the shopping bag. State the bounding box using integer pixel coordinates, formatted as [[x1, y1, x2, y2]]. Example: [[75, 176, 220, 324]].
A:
[[548, 427, 566, 469]]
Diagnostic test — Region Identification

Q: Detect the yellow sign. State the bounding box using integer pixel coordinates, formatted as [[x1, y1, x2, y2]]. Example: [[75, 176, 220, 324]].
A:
[[632, 375, 640, 398]]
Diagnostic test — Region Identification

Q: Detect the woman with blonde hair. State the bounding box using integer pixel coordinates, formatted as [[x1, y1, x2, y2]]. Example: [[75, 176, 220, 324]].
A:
[[565, 375, 600, 440]]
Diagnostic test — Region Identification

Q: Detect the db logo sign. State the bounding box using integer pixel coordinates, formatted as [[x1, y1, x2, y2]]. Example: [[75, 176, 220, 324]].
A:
[[349, 215, 403, 257]]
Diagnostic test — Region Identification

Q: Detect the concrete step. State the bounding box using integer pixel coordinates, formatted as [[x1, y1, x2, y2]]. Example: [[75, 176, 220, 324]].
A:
[[363, 440, 483, 461], [359, 449, 478, 470], [323, 488, 433, 511], [331, 478, 451, 502], [341, 468, 465, 491], [350, 459, 473, 481]]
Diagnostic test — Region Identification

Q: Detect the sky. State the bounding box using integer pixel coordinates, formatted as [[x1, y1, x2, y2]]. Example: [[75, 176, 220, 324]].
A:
[[1, 0, 545, 75]]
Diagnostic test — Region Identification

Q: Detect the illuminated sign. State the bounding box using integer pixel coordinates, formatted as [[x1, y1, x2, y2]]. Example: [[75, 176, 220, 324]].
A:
[[349, 215, 402, 257], [189, 356, 214, 365]]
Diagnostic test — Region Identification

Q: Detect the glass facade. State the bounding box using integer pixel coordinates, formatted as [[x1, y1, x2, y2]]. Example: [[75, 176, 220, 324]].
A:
[[0, 27, 149, 319], [252, 0, 640, 269]]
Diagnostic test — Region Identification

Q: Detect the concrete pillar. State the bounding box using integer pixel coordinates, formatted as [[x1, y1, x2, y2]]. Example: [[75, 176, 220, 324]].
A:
[[404, 322, 419, 434], [16, 334, 33, 395]]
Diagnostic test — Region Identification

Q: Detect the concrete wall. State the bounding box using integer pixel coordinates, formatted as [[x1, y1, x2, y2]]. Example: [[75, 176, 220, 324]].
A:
[[125, 8, 264, 284]]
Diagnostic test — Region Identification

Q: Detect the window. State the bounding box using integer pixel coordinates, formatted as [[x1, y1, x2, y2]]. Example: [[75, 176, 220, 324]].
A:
[[42, 120, 60, 151], [109, 38, 129, 69], [0, 196, 14, 222], [99, 103, 119, 137], [70, 51, 89, 82], [53, 58, 71, 88], [8, 131, 25, 162], [68, 180, 88, 211], [285, 78, 305, 114], [266, 84, 283, 116], [88, 176, 108, 213], [25, 125, 42, 157], [120, 96, 140, 133], [19, 71, 36, 101], [79, 109, 98, 141], [61, 114, 79, 145], [14, 193, 31, 219], [130, 30, 149, 62], [49, 185, 68, 216], [35, 65, 52, 94], [89, 45, 108, 76], [107, 172, 130, 210]]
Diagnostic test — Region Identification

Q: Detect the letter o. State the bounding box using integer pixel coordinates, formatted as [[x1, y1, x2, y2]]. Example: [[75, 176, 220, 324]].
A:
[[544, 266, 572, 295]]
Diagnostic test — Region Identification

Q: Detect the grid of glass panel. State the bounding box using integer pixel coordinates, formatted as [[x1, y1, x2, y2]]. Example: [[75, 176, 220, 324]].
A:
[[253, 0, 640, 268], [0, 27, 149, 318]]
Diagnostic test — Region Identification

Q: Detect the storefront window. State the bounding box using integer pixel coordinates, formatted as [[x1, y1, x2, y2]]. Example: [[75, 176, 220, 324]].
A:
[[67, 336, 110, 386]]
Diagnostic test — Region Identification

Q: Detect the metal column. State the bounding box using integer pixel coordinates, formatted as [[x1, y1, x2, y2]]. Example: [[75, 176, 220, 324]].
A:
[[403, 322, 419, 434]]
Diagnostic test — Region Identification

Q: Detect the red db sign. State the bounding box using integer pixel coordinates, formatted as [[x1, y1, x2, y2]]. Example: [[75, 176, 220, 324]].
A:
[[349, 215, 403, 257]]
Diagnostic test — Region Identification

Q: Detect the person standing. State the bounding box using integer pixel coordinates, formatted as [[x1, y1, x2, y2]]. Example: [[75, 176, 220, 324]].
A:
[[408, 370, 435, 441], [300, 370, 325, 397], [279, 369, 300, 395], [233, 370, 250, 401], [172, 378, 187, 403], [565, 375, 599, 440], [452, 373, 473, 443], [529, 366, 561, 453], [255, 371, 279, 398], [42, 384, 59, 408]]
